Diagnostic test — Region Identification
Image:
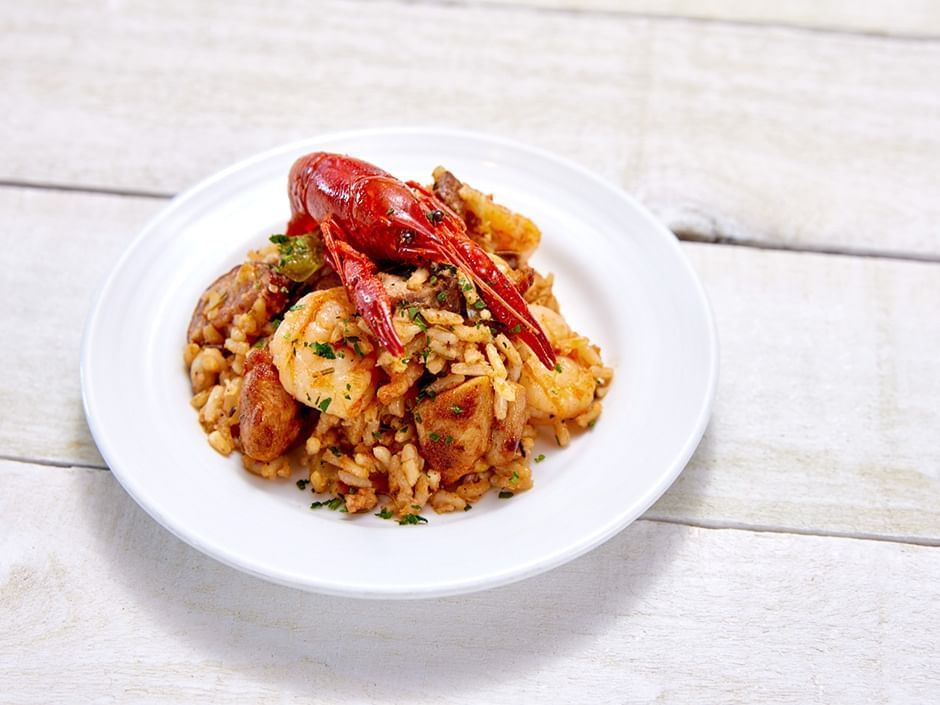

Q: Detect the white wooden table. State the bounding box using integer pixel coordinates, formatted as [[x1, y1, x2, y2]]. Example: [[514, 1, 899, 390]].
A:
[[2, 2, 939, 702]]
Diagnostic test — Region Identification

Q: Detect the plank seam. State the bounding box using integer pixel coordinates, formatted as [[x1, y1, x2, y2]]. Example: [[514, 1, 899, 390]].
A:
[[377, 0, 940, 42], [0, 179, 940, 264], [0, 179, 173, 200], [2, 454, 937, 548], [643, 515, 940, 548], [0, 453, 107, 471], [674, 232, 940, 264], [2, 181, 938, 264]]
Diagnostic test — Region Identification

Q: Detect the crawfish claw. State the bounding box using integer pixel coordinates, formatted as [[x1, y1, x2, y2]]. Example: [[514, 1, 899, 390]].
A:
[[319, 218, 405, 358]]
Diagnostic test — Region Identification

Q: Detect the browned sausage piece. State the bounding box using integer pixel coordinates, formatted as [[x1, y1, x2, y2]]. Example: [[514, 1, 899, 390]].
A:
[[187, 263, 291, 345], [431, 167, 468, 221], [238, 348, 302, 462]]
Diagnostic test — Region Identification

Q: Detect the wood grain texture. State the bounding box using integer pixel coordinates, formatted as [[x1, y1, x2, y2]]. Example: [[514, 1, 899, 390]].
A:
[[0, 188, 163, 468], [1, 460, 938, 704], [473, 0, 940, 38], [3, 1, 940, 256], [2, 187, 938, 542]]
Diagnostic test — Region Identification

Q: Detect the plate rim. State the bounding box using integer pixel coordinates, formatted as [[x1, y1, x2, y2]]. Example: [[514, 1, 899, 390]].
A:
[[80, 126, 719, 599]]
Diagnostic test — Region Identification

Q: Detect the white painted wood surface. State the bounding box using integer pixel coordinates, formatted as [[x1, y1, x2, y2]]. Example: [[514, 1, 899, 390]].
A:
[[2, 460, 938, 704], [2, 1, 940, 256], [476, 0, 940, 37], [2, 188, 938, 542], [2, 0, 939, 702]]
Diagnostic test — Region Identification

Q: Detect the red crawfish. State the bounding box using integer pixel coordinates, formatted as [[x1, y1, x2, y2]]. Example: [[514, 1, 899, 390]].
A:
[[285, 152, 556, 368]]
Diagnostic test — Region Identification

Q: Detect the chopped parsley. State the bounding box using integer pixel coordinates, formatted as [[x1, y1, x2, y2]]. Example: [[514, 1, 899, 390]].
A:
[[386, 207, 395, 216], [463, 504, 472, 511], [288, 303, 306, 312], [311, 342, 336, 359], [296, 479, 310, 490], [428, 432, 440, 442], [461, 281, 473, 292], [451, 405, 463, 415], [345, 336, 364, 357], [317, 397, 332, 412], [510, 324, 521, 334], [444, 435, 454, 445], [252, 338, 267, 349], [398, 513, 429, 525], [436, 291, 447, 303], [268, 234, 289, 244], [554, 363, 563, 373], [509, 471, 519, 483], [588, 420, 597, 429], [329, 446, 342, 457], [498, 491, 514, 499], [472, 299, 486, 310], [310, 496, 346, 511], [414, 411, 423, 423], [408, 306, 428, 332], [375, 507, 394, 520], [534, 454, 546, 463]]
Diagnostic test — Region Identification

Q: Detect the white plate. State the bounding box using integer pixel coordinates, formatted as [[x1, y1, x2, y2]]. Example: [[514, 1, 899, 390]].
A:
[[81, 128, 718, 599]]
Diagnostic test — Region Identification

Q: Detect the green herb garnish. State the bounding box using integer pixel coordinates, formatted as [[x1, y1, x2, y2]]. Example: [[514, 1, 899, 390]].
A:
[[398, 513, 429, 525], [534, 454, 545, 463], [312, 342, 336, 359], [318, 397, 332, 412], [451, 405, 463, 415], [311, 496, 346, 511], [408, 306, 428, 332], [375, 507, 394, 520], [296, 479, 310, 490], [498, 491, 514, 499]]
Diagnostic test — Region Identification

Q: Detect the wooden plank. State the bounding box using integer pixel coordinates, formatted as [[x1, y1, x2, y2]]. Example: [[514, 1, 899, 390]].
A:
[[0, 189, 164, 468], [654, 243, 940, 544], [475, 0, 940, 38], [1, 187, 938, 541], [2, 1, 940, 256], [1, 460, 937, 704]]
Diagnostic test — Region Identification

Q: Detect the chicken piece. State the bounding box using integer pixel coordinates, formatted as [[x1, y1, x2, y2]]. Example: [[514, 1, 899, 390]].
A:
[[269, 288, 378, 419], [238, 348, 302, 462], [188, 263, 291, 345], [486, 383, 528, 466], [415, 376, 494, 485]]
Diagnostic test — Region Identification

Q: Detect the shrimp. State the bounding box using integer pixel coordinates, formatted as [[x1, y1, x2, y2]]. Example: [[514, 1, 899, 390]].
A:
[[269, 288, 377, 420], [519, 354, 596, 421]]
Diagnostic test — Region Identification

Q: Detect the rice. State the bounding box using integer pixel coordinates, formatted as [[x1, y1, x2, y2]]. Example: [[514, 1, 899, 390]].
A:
[[184, 166, 614, 521]]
